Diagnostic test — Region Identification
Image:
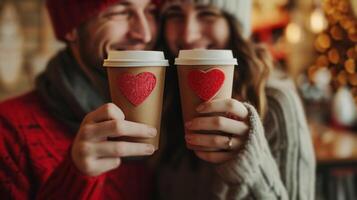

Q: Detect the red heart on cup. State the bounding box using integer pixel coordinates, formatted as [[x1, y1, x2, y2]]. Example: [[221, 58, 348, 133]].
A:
[[117, 72, 156, 106], [188, 68, 225, 101]]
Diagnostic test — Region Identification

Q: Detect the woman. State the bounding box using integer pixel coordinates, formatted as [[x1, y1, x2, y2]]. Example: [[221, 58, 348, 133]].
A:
[[154, 0, 316, 199]]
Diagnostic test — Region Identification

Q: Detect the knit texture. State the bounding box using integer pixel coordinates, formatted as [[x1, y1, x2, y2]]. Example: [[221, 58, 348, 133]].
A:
[[161, 0, 252, 37], [214, 77, 315, 199], [0, 91, 153, 199], [46, 0, 163, 41], [46, 0, 120, 41], [36, 48, 108, 132], [156, 74, 316, 200], [0, 75, 316, 199]]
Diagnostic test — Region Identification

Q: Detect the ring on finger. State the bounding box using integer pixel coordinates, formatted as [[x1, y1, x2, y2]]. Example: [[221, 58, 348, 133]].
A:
[[226, 135, 233, 150]]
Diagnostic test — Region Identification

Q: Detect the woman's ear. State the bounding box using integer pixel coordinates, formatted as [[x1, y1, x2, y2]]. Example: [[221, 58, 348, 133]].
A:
[[64, 29, 78, 43]]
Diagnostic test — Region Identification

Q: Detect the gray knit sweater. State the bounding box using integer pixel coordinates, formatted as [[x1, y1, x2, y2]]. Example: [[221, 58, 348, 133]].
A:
[[156, 76, 316, 200]]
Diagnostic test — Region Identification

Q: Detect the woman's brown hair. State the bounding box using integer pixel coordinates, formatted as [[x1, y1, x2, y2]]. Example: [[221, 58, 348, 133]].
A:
[[225, 13, 273, 118]]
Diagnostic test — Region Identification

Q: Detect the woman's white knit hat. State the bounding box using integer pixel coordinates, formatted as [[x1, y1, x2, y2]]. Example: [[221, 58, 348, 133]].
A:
[[161, 0, 252, 38]]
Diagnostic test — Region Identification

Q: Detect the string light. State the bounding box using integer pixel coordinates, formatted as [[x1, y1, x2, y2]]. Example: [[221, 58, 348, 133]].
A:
[[285, 22, 302, 44], [310, 8, 327, 33]]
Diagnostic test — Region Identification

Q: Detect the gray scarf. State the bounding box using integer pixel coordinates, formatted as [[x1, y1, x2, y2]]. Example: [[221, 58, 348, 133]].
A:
[[36, 48, 109, 132]]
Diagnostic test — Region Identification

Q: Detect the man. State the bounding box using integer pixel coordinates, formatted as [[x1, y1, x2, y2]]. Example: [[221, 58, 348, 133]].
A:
[[0, 0, 161, 199]]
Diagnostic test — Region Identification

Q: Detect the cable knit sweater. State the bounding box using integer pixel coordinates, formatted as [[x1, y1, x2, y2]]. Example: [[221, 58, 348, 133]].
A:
[[0, 91, 153, 199], [156, 77, 316, 200]]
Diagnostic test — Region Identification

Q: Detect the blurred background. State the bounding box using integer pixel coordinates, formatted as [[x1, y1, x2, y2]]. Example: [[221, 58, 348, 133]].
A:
[[0, 0, 356, 199]]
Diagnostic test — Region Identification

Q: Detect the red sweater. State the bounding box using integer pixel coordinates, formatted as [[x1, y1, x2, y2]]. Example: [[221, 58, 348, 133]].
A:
[[0, 91, 152, 200]]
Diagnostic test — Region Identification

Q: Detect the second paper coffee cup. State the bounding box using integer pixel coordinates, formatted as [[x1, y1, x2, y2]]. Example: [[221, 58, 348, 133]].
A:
[[103, 51, 169, 150], [175, 49, 238, 135]]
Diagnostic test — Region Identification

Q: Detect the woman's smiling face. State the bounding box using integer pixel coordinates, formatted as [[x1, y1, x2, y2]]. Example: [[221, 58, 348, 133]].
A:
[[163, 2, 230, 56]]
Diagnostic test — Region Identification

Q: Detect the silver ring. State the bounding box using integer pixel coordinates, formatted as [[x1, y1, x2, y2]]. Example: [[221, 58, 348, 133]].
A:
[[227, 135, 233, 150]]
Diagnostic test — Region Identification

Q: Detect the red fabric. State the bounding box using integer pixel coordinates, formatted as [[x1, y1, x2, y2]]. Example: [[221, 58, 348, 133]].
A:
[[188, 68, 225, 101], [46, 0, 163, 41], [117, 72, 157, 106], [0, 91, 152, 200]]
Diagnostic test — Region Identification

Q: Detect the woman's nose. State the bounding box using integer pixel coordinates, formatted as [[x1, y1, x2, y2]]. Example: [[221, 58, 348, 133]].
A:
[[182, 16, 202, 47]]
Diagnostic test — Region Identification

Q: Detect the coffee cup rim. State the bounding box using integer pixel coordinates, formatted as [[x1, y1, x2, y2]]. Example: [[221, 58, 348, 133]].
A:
[[175, 58, 238, 66], [103, 50, 169, 67], [174, 49, 238, 66]]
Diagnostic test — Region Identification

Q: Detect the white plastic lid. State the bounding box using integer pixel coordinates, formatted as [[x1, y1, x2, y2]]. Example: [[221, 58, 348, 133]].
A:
[[103, 50, 169, 67], [175, 49, 238, 66]]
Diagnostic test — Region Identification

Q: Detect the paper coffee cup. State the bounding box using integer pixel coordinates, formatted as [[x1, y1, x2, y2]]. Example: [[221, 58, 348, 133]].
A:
[[175, 49, 238, 135], [103, 51, 169, 150]]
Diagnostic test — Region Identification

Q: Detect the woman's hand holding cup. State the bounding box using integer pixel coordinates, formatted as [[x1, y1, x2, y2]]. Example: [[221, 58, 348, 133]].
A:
[[175, 49, 243, 164], [184, 99, 250, 164]]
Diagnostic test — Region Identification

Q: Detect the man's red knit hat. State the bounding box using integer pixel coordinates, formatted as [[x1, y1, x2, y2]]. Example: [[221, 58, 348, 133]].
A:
[[46, 0, 162, 41]]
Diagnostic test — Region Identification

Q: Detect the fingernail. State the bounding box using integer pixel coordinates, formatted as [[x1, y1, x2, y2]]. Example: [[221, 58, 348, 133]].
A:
[[149, 128, 157, 137], [185, 121, 192, 128], [146, 145, 155, 154], [185, 134, 192, 142], [196, 104, 205, 112]]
